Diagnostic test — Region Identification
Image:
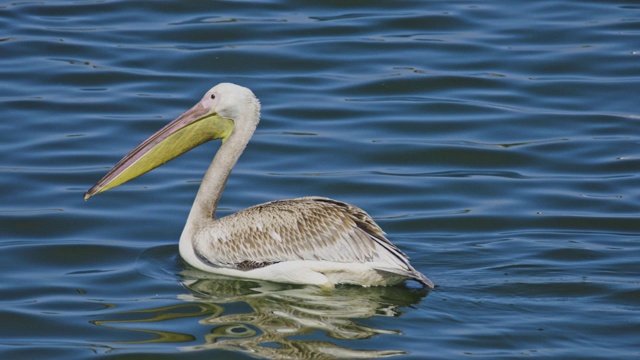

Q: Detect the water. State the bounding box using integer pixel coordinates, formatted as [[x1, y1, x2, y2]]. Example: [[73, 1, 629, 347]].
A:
[[2, 0, 639, 358]]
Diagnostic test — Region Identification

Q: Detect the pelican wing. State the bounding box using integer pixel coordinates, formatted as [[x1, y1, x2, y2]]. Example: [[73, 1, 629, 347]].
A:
[[192, 197, 413, 272]]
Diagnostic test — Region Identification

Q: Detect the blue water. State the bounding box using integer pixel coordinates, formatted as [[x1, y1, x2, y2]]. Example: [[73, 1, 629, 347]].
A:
[[2, 1, 640, 359]]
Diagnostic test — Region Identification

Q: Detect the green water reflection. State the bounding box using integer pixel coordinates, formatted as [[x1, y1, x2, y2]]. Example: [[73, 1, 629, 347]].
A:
[[93, 272, 428, 358]]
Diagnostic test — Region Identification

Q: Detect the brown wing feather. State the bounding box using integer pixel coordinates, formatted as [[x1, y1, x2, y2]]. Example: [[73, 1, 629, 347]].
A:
[[192, 197, 412, 271]]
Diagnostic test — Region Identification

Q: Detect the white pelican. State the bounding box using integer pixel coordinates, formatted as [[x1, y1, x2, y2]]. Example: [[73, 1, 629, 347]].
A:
[[85, 83, 433, 289]]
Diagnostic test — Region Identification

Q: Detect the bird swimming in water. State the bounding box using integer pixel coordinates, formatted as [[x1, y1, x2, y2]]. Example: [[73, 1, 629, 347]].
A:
[[85, 83, 433, 289]]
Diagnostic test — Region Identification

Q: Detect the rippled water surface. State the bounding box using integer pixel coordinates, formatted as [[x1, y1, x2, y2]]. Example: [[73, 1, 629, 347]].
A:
[[2, 1, 640, 359]]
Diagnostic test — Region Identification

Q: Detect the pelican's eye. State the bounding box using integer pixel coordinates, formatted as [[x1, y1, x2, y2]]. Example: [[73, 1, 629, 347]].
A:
[[210, 94, 216, 100]]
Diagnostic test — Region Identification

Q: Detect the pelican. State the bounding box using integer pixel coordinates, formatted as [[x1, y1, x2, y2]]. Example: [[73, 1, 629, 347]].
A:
[[85, 83, 433, 289]]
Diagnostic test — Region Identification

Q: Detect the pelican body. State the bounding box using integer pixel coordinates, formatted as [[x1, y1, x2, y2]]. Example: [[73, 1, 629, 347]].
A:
[[85, 83, 433, 289]]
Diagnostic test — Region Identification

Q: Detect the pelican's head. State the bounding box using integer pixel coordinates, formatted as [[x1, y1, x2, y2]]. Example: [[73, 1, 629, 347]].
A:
[[210, 83, 260, 125], [84, 83, 259, 200]]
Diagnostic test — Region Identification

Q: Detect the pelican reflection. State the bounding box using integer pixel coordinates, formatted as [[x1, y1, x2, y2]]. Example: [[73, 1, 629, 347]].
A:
[[178, 273, 428, 358], [92, 272, 428, 358]]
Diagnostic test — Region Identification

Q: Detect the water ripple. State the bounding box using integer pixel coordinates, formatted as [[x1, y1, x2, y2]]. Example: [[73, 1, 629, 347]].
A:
[[2, 0, 640, 359]]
